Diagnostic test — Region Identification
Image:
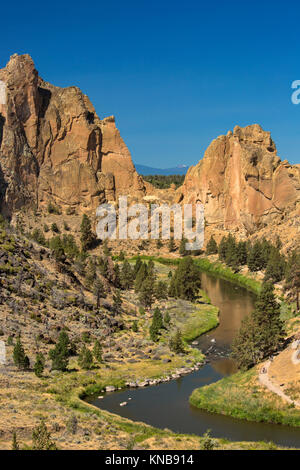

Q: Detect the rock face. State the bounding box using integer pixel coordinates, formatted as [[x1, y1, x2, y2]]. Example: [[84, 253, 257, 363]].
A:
[[177, 124, 300, 232], [0, 54, 146, 216]]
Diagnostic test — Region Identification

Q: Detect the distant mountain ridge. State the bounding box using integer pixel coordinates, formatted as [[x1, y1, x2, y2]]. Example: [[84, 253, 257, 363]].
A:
[[135, 163, 188, 176]]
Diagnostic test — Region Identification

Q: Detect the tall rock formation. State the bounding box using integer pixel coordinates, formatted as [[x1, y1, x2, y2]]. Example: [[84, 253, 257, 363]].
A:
[[177, 124, 300, 233], [0, 54, 146, 216]]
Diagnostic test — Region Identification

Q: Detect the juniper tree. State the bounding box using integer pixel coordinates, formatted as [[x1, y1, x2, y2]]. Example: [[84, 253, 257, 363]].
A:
[[139, 277, 155, 308], [206, 236, 218, 255], [32, 420, 57, 450], [168, 236, 176, 253], [169, 257, 201, 302], [93, 340, 103, 362], [169, 329, 185, 353], [232, 282, 285, 370], [49, 331, 70, 371], [13, 338, 29, 370], [134, 262, 148, 292], [80, 214, 94, 251], [112, 289, 122, 315], [34, 352, 45, 378], [120, 260, 134, 290], [149, 307, 163, 341], [155, 280, 168, 300], [93, 277, 105, 308], [78, 345, 93, 370]]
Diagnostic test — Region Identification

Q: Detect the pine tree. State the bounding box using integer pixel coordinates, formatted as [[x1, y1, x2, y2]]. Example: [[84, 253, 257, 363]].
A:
[[13, 338, 29, 370], [12, 432, 19, 450], [155, 280, 168, 300], [112, 289, 122, 315], [232, 282, 285, 369], [164, 311, 171, 327], [34, 352, 45, 378], [156, 239, 163, 249], [120, 260, 134, 290], [49, 331, 70, 371], [80, 214, 94, 251], [134, 262, 148, 292], [149, 307, 163, 341], [78, 345, 93, 370], [139, 277, 155, 308], [32, 420, 57, 450], [218, 236, 227, 262], [169, 329, 185, 353], [206, 236, 218, 255], [93, 340, 103, 363], [264, 248, 286, 283], [285, 250, 300, 313], [93, 277, 105, 308], [169, 257, 201, 301], [236, 241, 248, 266]]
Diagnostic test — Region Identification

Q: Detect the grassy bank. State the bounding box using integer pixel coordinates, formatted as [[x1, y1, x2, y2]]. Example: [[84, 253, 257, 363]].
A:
[[190, 367, 300, 427]]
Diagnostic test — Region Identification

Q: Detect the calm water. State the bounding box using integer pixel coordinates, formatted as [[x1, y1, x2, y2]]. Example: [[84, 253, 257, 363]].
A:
[[87, 273, 300, 448]]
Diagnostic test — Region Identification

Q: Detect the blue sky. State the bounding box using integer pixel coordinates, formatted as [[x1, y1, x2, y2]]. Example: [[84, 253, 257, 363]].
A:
[[1, 0, 299, 167]]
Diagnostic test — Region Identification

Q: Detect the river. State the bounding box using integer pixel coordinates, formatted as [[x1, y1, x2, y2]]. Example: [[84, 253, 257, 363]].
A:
[[87, 272, 300, 448]]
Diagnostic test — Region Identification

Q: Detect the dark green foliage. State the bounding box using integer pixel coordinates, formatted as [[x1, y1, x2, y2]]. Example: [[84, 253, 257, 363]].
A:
[[51, 222, 59, 233], [93, 340, 102, 362], [134, 262, 148, 292], [32, 420, 57, 450], [142, 174, 185, 189], [149, 307, 164, 341], [112, 289, 123, 314], [206, 236, 218, 255], [103, 239, 111, 257], [132, 320, 138, 332], [155, 280, 168, 300], [264, 248, 286, 283], [156, 239, 163, 249], [93, 277, 105, 308], [78, 345, 93, 370], [80, 214, 94, 251], [47, 202, 61, 215], [232, 282, 285, 370], [164, 311, 171, 327], [13, 338, 29, 370], [32, 228, 46, 246], [120, 260, 134, 290], [169, 329, 185, 353], [49, 331, 70, 371], [34, 352, 45, 378], [118, 251, 125, 261], [49, 236, 65, 262], [285, 250, 300, 312], [139, 277, 155, 308], [169, 257, 201, 301]]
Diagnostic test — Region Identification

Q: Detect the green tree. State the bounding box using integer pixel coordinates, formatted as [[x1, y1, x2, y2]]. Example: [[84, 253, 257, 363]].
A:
[[80, 214, 94, 251], [132, 320, 138, 332], [264, 248, 286, 283], [155, 280, 168, 300], [112, 289, 122, 315], [78, 345, 93, 370], [120, 260, 134, 290], [134, 262, 148, 292], [93, 277, 105, 308], [49, 331, 70, 371], [139, 277, 155, 308], [13, 338, 29, 370], [232, 282, 285, 370], [285, 250, 300, 313], [34, 352, 45, 378], [149, 307, 163, 341], [206, 236, 218, 255], [169, 329, 185, 353], [169, 257, 201, 302], [32, 420, 57, 450], [93, 340, 102, 362]]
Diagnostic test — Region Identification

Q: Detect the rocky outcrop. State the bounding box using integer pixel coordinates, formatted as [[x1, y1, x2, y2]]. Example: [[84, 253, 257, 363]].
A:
[[177, 124, 300, 232], [0, 54, 146, 216]]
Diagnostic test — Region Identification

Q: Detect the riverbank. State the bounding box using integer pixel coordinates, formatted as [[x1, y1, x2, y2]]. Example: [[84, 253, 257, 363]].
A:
[[129, 255, 261, 294], [190, 365, 300, 427]]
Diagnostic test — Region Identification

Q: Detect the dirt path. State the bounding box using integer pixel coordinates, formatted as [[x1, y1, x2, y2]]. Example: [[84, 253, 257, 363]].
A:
[[259, 360, 300, 407]]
